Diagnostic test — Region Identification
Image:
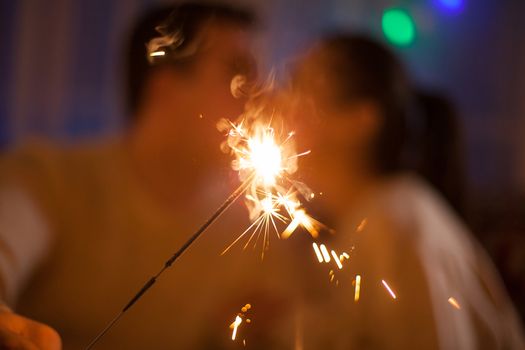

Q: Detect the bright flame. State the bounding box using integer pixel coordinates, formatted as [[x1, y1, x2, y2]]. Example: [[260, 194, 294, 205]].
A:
[[218, 117, 322, 255], [381, 280, 397, 299], [247, 133, 282, 185]]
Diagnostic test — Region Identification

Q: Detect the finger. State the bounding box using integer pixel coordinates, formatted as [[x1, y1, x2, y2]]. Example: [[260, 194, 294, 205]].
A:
[[19, 319, 61, 350], [0, 313, 61, 350], [0, 326, 38, 350]]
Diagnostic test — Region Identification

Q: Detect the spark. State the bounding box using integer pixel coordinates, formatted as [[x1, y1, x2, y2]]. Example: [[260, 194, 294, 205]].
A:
[[312, 243, 323, 263], [312, 243, 350, 269], [230, 315, 242, 340], [230, 304, 252, 341], [448, 297, 461, 310], [219, 117, 322, 255], [381, 280, 397, 299], [282, 209, 321, 239], [331, 250, 343, 269], [354, 275, 361, 302], [319, 244, 331, 263]]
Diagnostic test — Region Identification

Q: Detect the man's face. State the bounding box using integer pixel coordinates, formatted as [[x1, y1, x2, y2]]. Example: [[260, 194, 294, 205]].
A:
[[189, 22, 256, 119], [159, 22, 256, 146]]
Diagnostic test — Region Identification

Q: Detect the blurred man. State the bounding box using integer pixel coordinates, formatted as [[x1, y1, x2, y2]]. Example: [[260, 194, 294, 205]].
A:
[[0, 3, 258, 348]]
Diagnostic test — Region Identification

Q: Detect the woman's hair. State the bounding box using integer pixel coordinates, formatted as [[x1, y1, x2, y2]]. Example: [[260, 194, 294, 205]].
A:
[[416, 90, 467, 218], [318, 34, 411, 175], [318, 34, 467, 217]]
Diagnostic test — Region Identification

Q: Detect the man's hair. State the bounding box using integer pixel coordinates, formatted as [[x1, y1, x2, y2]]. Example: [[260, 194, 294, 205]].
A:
[[124, 2, 256, 121]]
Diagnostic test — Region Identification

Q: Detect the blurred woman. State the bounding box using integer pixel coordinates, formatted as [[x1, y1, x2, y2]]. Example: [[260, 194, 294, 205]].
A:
[[291, 34, 524, 349]]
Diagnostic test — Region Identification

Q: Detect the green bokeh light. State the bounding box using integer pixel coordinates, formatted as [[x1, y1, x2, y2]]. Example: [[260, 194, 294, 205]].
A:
[[382, 9, 416, 46]]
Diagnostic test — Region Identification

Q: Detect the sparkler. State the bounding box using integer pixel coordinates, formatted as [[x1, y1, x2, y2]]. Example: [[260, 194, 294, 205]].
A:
[[86, 108, 318, 349], [85, 173, 254, 349], [218, 117, 321, 257]]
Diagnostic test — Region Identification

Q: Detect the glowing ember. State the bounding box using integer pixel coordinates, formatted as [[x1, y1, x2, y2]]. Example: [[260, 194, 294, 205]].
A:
[[381, 280, 397, 299], [448, 297, 461, 310], [354, 275, 361, 302]]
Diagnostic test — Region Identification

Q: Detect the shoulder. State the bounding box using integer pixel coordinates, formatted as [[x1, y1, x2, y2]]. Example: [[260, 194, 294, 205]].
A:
[[0, 141, 62, 186], [1, 138, 123, 179], [0, 139, 122, 221], [366, 173, 468, 241]]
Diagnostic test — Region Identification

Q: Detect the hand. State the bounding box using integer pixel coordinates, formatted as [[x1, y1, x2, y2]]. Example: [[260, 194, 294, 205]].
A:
[[0, 310, 61, 349]]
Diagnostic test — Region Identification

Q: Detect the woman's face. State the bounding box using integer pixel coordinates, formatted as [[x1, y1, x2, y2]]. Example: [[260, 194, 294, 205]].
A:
[[290, 47, 382, 210]]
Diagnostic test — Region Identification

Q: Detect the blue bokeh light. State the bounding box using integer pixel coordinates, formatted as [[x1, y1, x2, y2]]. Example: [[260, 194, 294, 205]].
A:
[[436, 0, 465, 13]]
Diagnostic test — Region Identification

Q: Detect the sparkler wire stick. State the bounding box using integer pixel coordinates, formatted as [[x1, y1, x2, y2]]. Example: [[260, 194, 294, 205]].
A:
[[86, 172, 255, 349]]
